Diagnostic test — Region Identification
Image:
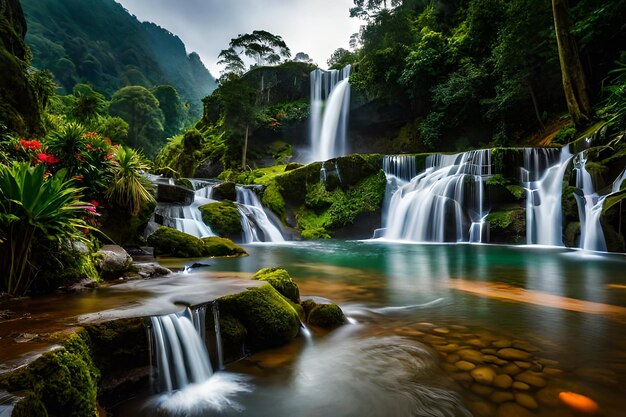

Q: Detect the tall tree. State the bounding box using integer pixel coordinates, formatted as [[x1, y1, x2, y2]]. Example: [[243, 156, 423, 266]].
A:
[[552, 0, 592, 126], [152, 84, 186, 137]]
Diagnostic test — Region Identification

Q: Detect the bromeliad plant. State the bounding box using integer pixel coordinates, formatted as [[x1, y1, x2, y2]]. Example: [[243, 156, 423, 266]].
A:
[[0, 162, 91, 296], [106, 146, 155, 216]]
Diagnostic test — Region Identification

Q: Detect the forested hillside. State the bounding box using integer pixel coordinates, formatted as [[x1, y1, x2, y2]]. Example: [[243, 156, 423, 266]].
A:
[[21, 0, 216, 117]]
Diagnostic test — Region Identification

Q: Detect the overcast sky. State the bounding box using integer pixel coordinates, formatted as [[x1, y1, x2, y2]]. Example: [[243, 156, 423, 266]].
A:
[[115, 0, 364, 77]]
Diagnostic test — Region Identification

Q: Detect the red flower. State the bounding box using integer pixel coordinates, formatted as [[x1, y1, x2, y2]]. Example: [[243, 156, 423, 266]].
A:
[[90, 200, 99, 208], [73, 175, 84, 182], [20, 139, 42, 150], [37, 153, 61, 165]]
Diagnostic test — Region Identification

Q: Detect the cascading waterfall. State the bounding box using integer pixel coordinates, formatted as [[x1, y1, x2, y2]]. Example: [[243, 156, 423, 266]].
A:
[[309, 65, 351, 162], [149, 307, 213, 392], [525, 147, 572, 246], [573, 152, 607, 251], [383, 150, 492, 243], [153, 198, 215, 238], [236, 186, 285, 243], [379, 155, 417, 232]]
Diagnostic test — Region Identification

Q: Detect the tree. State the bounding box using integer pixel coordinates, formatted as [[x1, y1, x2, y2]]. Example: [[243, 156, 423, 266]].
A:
[[218, 30, 291, 79], [28, 69, 57, 114], [108, 86, 165, 156], [552, 0, 592, 126], [349, 0, 402, 21], [327, 48, 357, 69], [152, 84, 186, 137], [294, 52, 313, 63], [71, 83, 107, 122]]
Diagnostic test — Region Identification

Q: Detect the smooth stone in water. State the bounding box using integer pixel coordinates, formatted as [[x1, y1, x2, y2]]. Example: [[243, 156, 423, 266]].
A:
[[493, 339, 512, 348], [512, 382, 530, 390], [515, 361, 532, 369], [497, 348, 532, 361], [471, 366, 497, 385], [503, 363, 523, 375], [512, 340, 541, 352], [493, 374, 513, 389], [471, 383, 495, 397], [491, 391, 515, 404], [536, 387, 563, 407], [543, 367, 563, 376], [515, 393, 539, 410], [433, 327, 450, 334], [451, 372, 473, 383], [437, 343, 460, 352], [467, 338, 488, 348], [446, 354, 461, 363], [482, 348, 498, 355], [515, 371, 547, 388], [458, 349, 484, 363], [468, 400, 497, 417], [497, 402, 535, 417], [484, 354, 508, 366], [456, 360, 476, 371]]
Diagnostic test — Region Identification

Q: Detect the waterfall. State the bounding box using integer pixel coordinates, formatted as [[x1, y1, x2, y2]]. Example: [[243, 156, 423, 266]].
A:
[[212, 302, 224, 370], [381, 155, 417, 230], [149, 307, 213, 392], [573, 152, 607, 251], [153, 198, 215, 238], [236, 186, 285, 243], [309, 65, 351, 162], [525, 147, 572, 246], [383, 150, 492, 243]]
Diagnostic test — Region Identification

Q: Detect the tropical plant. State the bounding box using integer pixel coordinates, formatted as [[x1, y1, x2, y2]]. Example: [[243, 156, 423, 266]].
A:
[[0, 163, 90, 296], [105, 146, 155, 216]]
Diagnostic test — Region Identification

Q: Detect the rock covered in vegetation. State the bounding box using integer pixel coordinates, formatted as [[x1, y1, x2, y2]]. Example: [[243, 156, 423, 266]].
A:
[[218, 283, 300, 350], [211, 181, 237, 201], [302, 299, 346, 329], [156, 183, 195, 205], [147, 226, 246, 258], [199, 201, 242, 237], [252, 267, 300, 303]]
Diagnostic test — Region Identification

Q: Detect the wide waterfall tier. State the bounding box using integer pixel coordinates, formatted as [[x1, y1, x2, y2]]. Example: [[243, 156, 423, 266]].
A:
[[308, 65, 351, 163], [383, 150, 492, 243], [525, 147, 572, 246], [149, 307, 214, 392], [236, 186, 285, 243]]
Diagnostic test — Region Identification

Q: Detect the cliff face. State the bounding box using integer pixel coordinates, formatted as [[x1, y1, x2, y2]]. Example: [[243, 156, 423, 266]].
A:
[[0, 0, 42, 134]]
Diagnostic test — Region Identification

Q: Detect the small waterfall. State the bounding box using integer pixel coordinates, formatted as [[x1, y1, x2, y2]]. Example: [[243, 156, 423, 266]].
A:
[[149, 307, 213, 393], [236, 187, 285, 243], [309, 65, 351, 162], [573, 152, 607, 251], [153, 198, 215, 238], [383, 150, 492, 242], [381, 155, 417, 230], [212, 302, 224, 370], [525, 147, 572, 246]]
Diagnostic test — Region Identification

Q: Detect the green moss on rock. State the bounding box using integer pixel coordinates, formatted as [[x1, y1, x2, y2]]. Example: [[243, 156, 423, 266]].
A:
[[301, 228, 331, 240], [199, 201, 242, 237], [11, 393, 48, 417], [487, 209, 526, 244], [218, 314, 247, 361], [335, 154, 383, 187], [260, 182, 286, 222], [252, 267, 300, 303], [218, 284, 300, 350], [308, 303, 346, 329], [212, 181, 237, 201], [148, 226, 246, 258]]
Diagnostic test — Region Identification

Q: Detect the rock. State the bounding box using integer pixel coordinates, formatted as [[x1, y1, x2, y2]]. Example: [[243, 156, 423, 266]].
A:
[[491, 391, 515, 403], [484, 355, 508, 366], [515, 371, 547, 388], [451, 372, 473, 384], [514, 361, 532, 369], [458, 349, 484, 363], [468, 401, 497, 417], [471, 366, 497, 385], [63, 278, 98, 292], [471, 383, 495, 397], [445, 354, 461, 363], [253, 267, 300, 303], [195, 154, 224, 178], [493, 339, 512, 348], [199, 201, 242, 237], [134, 263, 171, 278], [515, 393, 538, 409], [456, 360, 476, 371], [536, 387, 563, 407], [156, 183, 195, 205], [218, 314, 247, 361], [433, 327, 450, 334], [493, 374, 513, 389], [512, 382, 530, 390], [284, 162, 303, 172], [437, 343, 460, 353], [212, 181, 237, 201], [503, 363, 523, 375], [14, 333, 38, 343], [467, 338, 488, 348], [497, 348, 532, 361], [512, 341, 541, 352], [497, 402, 536, 417], [218, 283, 301, 350], [98, 245, 132, 279], [543, 367, 563, 376], [307, 304, 346, 329], [147, 226, 247, 258]]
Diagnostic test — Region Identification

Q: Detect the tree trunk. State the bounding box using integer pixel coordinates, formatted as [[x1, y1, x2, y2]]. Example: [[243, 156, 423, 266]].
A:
[[241, 125, 249, 169], [552, 0, 592, 127], [528, 83, 545, 130]]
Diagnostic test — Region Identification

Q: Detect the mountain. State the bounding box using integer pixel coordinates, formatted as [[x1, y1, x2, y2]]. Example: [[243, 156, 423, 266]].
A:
[[20, 0, 217, 117]]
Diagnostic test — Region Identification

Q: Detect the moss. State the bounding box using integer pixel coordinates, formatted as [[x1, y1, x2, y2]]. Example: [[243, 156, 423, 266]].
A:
[[218, 283, 300, 350], [201, 236, 247, 257], [564, 222, 580, 247], [487, 209, 526, 244], [0, 329, 100, 417], [285, 162, 303, 171], [252, 267, 300, 303], [506, 185, 526, 200], [260, 182, 286, 222], [148, 226, 247, 257], [305, 181, 334, 210], [301, 228, 331, 240], [307, 304, 346, 329], [174, 178, 193, 190], [562, 185, 579, 222], [12, 392, 48, 417], [199, 201, 242, 237], [335, 154, 383, 187], [491, 148, 527, 183], [212, 181, 237, 201], [218, 314, 247, 361], [325, 171, 386, 228], [274, 162, 323, 205]]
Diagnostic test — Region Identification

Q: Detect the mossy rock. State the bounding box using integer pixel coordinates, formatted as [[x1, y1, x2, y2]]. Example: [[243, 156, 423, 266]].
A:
[[562, 186, 579, 222], [201, 236, 247, 257], [252, 267, 300, 303], [285, 162, 303, 171], [260, 182, 286, 222], [0, 329, 100, 417], [218, 314, 247, 361], [307, 303, 346, 329], [564, 221, 581, 248], [274, 162, 323, 205], [212, 181, 237, 201], [335, 154, 383, 187], [174, 178, 193, 190], [301, 228, 331, 240], [147, 226, 246, 258], [199, 201, 242, 237], [487, 209, 526, 244], [11, 392, 48, 417], [218, 284, 300, 350]]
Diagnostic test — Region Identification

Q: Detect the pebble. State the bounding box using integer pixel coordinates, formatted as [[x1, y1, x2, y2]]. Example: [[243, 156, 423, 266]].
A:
[[455, 360, 476, 371], [515, 393, 539, 410], [493, 339, 512, 348], [471, 383, 495, 397], [512, 340, 541, 352], [497, 402, 535, 417], [468, 401, 497, 417], [503, 363, 523, 375], [451, 372, 473, 383], [543, 367, 563, 376], [515, 371, 547, 388], [491, 391, 515, 403], [512, 382, 530, 390], [471, 366, 497, 385], [515, 361, 532, 369], [433, 327, 450, 334], [536, 387, 563, 407], [497, 348, 532, 361], [484, 355, 508, 366], [436, 343, 460, 352], [445, 354, 461, 363], [493, 374, 513, 389], [467, 338, 488, 348], [442, 363, 457, 373], [482, 348, 498, 355], [458, 349, 484, 363]]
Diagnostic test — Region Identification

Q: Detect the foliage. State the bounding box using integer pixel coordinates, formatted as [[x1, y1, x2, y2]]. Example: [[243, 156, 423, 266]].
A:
[[0, 163, 91, 295], [153, 84, 188, 137], [105, 146, 154, 216], [218, 30, 291, 79]]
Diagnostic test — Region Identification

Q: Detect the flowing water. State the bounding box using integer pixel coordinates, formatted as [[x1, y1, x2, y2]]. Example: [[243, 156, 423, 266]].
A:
[[235, 187, 285, 243]]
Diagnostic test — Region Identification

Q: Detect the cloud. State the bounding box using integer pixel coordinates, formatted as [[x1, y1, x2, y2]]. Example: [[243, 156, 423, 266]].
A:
[[116, 0, 364, 76]]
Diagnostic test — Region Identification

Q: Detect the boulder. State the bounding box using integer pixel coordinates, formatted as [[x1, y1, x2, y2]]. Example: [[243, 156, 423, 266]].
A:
[[156, 183, 195, 205], [199, 201, 242, 237], [212, 181, 237, 201], [195, 154, 224, 179], [97, 245, 132, 279], [252, 267, 300, 303], [147, 226, 247, 258], [303, 300, 346, 329]]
